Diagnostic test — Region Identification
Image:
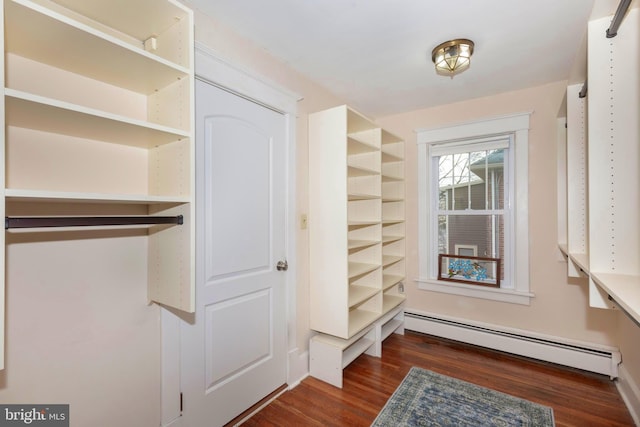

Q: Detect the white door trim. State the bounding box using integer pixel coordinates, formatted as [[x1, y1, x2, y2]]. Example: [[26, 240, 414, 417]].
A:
[[161, 42, 301, 426]]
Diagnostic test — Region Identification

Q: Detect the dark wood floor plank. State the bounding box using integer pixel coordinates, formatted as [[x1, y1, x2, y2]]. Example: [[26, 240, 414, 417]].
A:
[[242, 331, 634, 426]]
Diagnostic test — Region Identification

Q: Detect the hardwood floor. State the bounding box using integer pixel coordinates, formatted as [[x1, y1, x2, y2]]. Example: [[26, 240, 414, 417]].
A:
[[242, 331, 635, 426]]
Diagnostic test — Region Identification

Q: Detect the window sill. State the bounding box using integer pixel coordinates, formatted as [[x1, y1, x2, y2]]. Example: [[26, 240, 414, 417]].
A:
[[416, 278, 534, 305]]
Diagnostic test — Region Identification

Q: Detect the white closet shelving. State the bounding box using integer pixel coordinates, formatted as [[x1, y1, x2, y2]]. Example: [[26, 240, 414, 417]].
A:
[[308, 105, 405, 388], [559, 8, 639, 325], [564, 84, 589, 278], [586, 8, 639, 319], [1, 0, 195, 368]]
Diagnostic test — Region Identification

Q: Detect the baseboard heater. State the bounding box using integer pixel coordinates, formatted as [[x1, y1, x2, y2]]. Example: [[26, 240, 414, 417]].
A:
[[405, 310, 621, 378]]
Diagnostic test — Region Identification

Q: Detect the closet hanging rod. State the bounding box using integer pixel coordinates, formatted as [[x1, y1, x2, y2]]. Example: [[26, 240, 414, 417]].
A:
[[578, 81, 588, 98], [606, 0, 632, 38], [5, 215, 183, 230]]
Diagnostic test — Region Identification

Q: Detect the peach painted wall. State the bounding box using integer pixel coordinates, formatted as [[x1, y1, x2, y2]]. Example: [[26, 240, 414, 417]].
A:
[[377, 80, 621, 346], [618, 313, 640, 396], [0, 228, 161, 426]]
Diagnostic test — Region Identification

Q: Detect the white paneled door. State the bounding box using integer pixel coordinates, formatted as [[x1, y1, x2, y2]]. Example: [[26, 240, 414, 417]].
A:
[[180, 79, 288, 426]]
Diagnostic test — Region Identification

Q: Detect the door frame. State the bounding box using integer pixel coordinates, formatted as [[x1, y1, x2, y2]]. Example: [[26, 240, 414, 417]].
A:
[[161, 42, 301, 426]]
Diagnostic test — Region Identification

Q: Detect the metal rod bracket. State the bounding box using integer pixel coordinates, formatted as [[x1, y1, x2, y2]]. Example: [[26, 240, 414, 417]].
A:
[[606, 0, 632, 38]]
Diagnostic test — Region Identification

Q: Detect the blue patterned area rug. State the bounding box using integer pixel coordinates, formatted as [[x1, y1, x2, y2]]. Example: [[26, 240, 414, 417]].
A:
[[372, 367, 555, 426]]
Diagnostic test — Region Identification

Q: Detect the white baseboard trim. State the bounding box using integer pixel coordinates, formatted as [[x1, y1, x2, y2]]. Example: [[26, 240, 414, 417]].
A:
[[288, 373, 309, 390], [617, 364, 640, 426], [405, 309, 621, 378], [232, 387, 289, 427], [288, 348, 309, 388], [162, 416, 182, 427]]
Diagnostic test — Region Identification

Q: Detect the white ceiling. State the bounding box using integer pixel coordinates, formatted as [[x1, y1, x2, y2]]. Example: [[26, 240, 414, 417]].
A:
[[187, 0, 626, 117]]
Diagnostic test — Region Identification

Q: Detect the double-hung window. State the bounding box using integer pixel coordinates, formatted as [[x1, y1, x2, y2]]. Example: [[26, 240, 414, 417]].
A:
[[434, 138, 509, 288], [417, 113, 532, 305]]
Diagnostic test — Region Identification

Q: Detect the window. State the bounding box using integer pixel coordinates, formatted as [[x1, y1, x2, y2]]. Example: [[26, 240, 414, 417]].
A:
[[417, 113, 532, 305], [436, 142, 507, 288]]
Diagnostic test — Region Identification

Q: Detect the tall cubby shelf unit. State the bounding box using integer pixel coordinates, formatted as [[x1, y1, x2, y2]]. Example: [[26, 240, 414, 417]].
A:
[[559, 8, 639, 325], [308, 105, 405, 388], [0, 0, 195, 368]]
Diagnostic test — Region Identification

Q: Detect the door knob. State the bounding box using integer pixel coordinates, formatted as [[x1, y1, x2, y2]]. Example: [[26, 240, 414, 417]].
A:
[[276, 260, 288, 271]]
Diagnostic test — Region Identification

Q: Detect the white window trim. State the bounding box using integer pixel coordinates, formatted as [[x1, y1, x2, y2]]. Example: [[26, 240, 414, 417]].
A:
[[416, 112, 533, 305]]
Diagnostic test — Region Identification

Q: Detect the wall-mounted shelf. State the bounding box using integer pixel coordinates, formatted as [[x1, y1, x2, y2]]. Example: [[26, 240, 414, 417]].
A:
[[5, 0, 190, 94], [5, 189, 190, 205], [591, 273, 640, 325], [586, 9, 639, 313], [6, 90, 190, 148], [559, 9, 639, 326]]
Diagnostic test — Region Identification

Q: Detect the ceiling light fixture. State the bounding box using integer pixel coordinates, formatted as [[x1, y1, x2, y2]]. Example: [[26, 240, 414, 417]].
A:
[[431, 39, 475, 78]]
